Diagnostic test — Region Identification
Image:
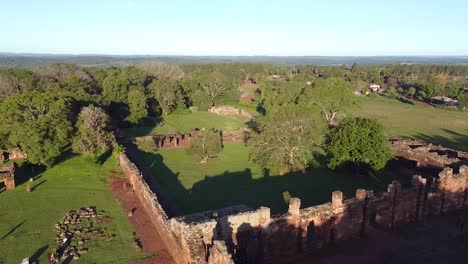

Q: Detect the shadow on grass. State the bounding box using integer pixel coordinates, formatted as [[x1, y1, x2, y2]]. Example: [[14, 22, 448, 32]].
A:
[[414, 129, 468, 152], [31, 180, 47, 191], [14, 162, 46, 187], [133, 148, 401, 216], [376, 93, 414, 105], [30, 244, 48, 263], [1, 220, 26, 240]]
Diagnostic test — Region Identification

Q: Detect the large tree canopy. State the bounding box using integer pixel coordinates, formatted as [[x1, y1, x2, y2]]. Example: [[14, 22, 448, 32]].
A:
[[148, 78, 184, 115], [0, 91, 75, 166], [301, 77, 355, 126], [126, 88, 148, 124], [250, 104, 326, 173], [326, 117, 392, 171], [73, 106, 115, 159], [187, 128, 222, 162]]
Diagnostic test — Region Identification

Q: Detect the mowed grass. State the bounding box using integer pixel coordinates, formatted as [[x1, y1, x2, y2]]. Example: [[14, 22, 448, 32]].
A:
[[135, 143, 396, 214], [0, 156, 144, 264], [352, 95, 468, 151], [124, 110, 247, 137], [134, 96, 468, 214]]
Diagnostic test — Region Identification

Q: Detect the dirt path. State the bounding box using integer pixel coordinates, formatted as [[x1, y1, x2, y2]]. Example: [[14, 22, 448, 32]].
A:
[[109, 177, 174, 264]]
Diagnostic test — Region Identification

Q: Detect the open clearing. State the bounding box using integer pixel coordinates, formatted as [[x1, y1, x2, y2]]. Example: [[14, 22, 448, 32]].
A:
[[134, 142, 399, 214], [133, 96, 468, 214], [124, 110, 247, 137], [0, 156, 144, 264], [353, 95, 468, 151]]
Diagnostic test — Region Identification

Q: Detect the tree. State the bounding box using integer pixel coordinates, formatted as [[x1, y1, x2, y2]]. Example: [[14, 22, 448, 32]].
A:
[[387, 87, 397, 97], [127, 88, 148, 124], [408, 87, 416, 100], [187, 128, 222, 162], [102, 73, 131, 103], [0, 91, 75, 166], [0, 75, 21, 99], [361, 86, 369, 95], [148, 78, 180, 115], [250, 104, 326, 174], [326, 117, 392, 171], [200, 79, 230, 106], [458, 93, 468, 111], [73, 106, 115, 159], [137, 61, 185, 81], [301, 77, 354, 126]]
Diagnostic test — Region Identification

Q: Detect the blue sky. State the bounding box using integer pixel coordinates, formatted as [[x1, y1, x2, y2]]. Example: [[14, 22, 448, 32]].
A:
[[1, 0, 467, 55]]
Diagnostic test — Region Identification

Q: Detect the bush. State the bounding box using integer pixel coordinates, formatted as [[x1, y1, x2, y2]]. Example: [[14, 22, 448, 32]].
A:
[[136, 138, 157, 153], [326, 117, 392, 171]]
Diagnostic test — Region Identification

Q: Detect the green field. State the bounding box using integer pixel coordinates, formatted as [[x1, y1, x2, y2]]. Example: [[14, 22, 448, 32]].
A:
[[353, 95, 468, 151], [124, 110, 247, 137], [135, 143, 397, 214], [0, 156, 145, 264], [133, 96, 468, 214]]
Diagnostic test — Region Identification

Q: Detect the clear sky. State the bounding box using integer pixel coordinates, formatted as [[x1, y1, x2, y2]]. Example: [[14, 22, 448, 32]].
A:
[[1, 0, 467, 56]]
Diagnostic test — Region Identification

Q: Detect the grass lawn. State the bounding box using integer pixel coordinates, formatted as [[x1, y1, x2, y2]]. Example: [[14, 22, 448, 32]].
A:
[[124, 110, 247, 137], [352, 95, 468, 151], [132, 95, 468, 215], [135, 142, 397, 214], [0, 156, 145, 264]]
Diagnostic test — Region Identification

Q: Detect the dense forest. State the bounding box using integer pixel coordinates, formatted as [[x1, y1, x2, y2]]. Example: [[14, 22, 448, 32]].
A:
[[0, 62, 467, 169]]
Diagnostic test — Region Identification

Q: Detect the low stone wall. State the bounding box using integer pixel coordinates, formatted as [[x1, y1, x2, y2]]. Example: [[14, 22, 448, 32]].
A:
[[118, 153, 191, 263], [133, 129, 248, 150], [0, 163, 16, 190]]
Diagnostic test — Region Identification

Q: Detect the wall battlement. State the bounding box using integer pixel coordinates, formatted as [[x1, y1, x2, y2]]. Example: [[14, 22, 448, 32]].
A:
[[118, 138, 468, 264]]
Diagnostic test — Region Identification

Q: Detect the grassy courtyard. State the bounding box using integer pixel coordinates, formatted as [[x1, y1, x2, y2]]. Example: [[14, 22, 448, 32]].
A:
[[0, 156, 145, 264], [135, 142, 397, 214], [124, 110, 247, 137], [132, 96, 468, 215]]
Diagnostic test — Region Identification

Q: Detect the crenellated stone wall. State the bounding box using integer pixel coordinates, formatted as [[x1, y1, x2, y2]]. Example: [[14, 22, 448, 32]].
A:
[[428, 166, 468, 214], [118, 138, 468, 264]]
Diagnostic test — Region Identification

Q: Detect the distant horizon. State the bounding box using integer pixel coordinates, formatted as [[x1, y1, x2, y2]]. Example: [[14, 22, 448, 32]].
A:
[[2, 52, 468, 58]]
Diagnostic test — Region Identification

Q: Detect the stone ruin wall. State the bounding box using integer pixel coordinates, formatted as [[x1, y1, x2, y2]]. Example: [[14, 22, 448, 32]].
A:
[[169, 175, 434, 264], [118, 153, 192, 264], [133, 129, 248, 150], [118, 138, 468, 264], [0, 163, 16, 190]]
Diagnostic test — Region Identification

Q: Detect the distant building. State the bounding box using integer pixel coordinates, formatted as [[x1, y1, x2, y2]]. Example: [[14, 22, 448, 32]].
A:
[[430, 96, 459, 107], [369, 83, 381, 92]]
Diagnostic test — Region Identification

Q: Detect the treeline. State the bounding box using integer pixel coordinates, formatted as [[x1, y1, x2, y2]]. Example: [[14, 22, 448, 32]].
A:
[[0, 62, 467, 167]]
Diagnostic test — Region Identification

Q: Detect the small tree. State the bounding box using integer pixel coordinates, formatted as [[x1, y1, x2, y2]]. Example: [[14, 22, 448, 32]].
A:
[[387, 87, 397, 98], [73, 106, 115, 159], [408, 87, 416, 100], [326, 117, 392, 171], [362, 86, 369, 95], [458, 94, 468, 111], [187, 128, 222, 162]]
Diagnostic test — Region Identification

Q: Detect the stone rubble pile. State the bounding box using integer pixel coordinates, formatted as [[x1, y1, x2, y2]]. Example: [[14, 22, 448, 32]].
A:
[[54, 207, 115, 261]]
